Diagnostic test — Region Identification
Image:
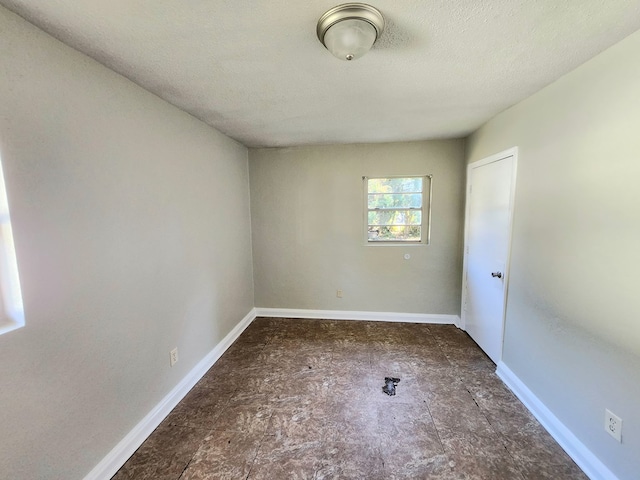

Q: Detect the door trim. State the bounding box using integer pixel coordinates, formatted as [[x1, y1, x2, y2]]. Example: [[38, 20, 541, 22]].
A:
[[460, 147, 518, 363]]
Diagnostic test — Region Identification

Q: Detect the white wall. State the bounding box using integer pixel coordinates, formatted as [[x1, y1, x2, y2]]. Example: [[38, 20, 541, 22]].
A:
[[0, 6, 254, 479], [249, 141, 466, 315], [466, 30, 640, 479]]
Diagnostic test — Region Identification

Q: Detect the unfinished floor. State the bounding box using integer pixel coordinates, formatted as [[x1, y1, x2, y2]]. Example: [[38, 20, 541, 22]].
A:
[[112, 317, 587, 479]]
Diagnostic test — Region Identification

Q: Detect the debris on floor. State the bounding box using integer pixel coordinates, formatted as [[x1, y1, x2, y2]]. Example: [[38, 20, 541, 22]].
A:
[[382, 377, 401, 396]]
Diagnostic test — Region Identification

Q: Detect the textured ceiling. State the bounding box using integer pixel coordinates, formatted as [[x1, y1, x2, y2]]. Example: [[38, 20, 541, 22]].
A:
[[2, 0, 640, 147]]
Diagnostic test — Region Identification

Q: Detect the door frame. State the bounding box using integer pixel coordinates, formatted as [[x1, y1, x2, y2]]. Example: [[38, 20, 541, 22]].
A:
[[460, 147, 518, 363]]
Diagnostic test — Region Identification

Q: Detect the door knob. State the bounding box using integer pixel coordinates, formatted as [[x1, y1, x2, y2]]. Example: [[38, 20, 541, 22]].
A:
[[491, 272, 503, 279]]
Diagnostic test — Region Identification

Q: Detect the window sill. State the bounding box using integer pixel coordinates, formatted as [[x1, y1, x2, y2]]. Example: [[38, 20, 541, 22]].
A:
[[364, 242, 428, 247]]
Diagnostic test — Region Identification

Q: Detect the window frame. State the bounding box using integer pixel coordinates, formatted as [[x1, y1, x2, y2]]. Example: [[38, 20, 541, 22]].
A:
[[363, 174, 433, 246]]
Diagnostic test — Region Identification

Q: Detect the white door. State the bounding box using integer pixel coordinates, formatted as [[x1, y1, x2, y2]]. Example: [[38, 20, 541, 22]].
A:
[[462, 149, 517, 364]]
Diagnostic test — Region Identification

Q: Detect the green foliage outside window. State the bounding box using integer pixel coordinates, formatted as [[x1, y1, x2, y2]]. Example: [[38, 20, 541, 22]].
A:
[[367, 177, 424, 242]]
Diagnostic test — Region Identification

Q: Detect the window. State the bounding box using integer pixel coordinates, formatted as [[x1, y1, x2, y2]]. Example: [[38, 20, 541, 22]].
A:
[[365, 175, 432, 244], [0, 155, 24, 334]]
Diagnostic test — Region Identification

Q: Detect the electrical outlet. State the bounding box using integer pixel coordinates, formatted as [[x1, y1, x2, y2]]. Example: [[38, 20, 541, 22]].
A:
[[336, 289, 343, 298], [170, 347, 178, 367], [605, 409, 622, 442]]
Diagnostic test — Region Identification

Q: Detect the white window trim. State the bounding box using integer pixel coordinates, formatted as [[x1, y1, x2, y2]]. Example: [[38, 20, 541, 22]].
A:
[[0, 155, 24, 335], [363, 174, 433, 246]]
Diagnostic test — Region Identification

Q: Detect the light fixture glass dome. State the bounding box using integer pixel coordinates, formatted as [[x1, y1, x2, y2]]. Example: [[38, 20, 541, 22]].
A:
[[323, 19, 377, 61], [317, 3, 384, 61]]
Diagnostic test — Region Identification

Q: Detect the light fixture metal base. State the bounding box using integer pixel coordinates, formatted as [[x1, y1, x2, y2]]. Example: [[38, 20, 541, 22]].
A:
[[317, 3, 385, 45]]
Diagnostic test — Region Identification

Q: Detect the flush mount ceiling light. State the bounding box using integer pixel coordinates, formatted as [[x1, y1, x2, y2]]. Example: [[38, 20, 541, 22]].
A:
[[317, 3, 385, 61]]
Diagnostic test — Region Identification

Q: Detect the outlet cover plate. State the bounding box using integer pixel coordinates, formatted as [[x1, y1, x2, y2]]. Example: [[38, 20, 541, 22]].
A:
[[170, 347, 178, 367], [605, 408, 622, 442]]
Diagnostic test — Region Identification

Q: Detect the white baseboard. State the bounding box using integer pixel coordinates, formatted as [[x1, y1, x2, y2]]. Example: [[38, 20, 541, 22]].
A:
[[254, 307, 459, 325], [496, 362, 617, 480], [83, 308, 257, 480]]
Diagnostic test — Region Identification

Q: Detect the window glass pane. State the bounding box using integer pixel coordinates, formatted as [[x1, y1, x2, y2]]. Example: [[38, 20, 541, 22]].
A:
[[368, 193, 422, 209], [366, 176, 427, 243], [368, 210, 422, 226], [367, 177, 422, 194], [368, 226, 421, 241]]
